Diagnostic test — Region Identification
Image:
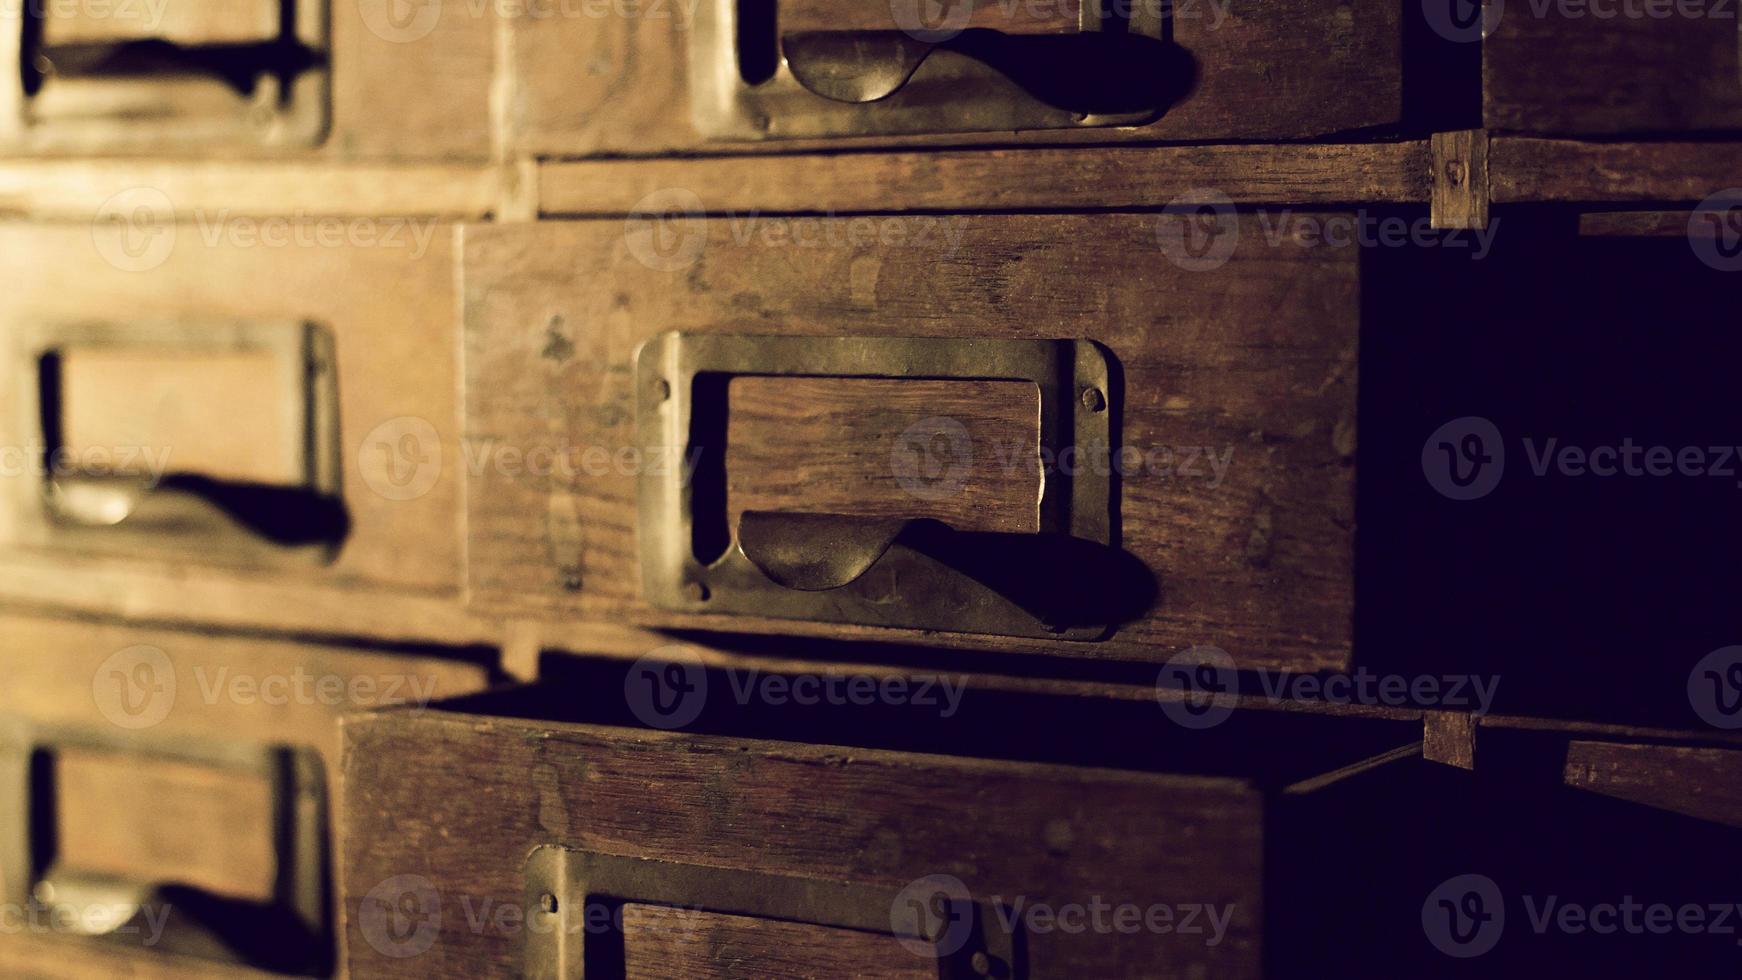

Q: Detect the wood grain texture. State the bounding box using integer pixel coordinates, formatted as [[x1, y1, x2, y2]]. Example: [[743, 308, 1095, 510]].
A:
[[1490, 139, 1742, 203], [727, 377, 1042, 534], [538, 143, 1434, 215], [508, 0, 1403, 155], [1575, 210, 1708, 237], [0, 162, 500, 218], [341, 708, 1266, 978], [1430, 129, 1489, 231], [622, 906, 934, 980], [331, 1, 500, 160], [0, 222, 471, 643], [1422, 711, 1477, 770], [463, 215, 1358, 671], [53, 747, 278, 904], [1563, 741, 1742, 829], [1484, 5, 1742, 134]]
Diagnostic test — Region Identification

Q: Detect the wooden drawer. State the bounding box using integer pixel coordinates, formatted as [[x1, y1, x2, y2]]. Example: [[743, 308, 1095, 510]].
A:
[[0, 0, 495, 158], [339, 670, 1429, 978], [463, 213, 1357, 673], [507, 0, 1410, 154], [1483, 1, 1742, 135], [0, 221, 479, 645], [0, 611, 495, 978]]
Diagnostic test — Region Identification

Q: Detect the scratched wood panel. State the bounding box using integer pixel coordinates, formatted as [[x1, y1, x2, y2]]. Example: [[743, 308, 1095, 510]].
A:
[[463, 215, 1357, 671], [1563, 741, 1742, 829], [507, 0, 1403, 155], [1484, 7, 1742, 134], [727, 377, 1043, 534], [0, 222, 471, 642], [341, 707, 1267, 978], [622, 906, 935, 980]]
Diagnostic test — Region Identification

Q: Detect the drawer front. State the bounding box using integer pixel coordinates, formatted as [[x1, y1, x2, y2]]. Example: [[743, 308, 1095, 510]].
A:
[[1483, 3, 1742, 134], [507, 0, 1404, 153], [463, 214, 1357, 672], [0, 221, 472, 643], [340, 694, 1326, 978], [0, 611, 494, 977], [0, 0, 495, 158]]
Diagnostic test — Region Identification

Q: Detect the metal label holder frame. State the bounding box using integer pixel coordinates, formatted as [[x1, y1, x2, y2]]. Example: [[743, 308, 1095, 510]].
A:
[[635, 331, 1113, 641]]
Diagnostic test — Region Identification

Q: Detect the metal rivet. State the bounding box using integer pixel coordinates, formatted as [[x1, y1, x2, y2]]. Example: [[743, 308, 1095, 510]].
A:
[[656, 378, 672, 401], [561, 570, 583, 592], [971, 951, 993, 976], [684, 582, 711, 603], [1080, 387, 1107, 413], [539, 892, 559, 914]]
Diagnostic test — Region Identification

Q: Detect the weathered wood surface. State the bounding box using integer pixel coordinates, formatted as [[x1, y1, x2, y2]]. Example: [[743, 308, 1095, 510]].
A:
[[341, 707, 1266, 977], [1491, 139, 1742, 203], [508, 0, 1403, 154], [622, 906, 934, 980], [0, 162, 500, 218], [464, 215, 1357, 670], [727, 377, 1043, 534], [1484, 7, 1742, 134], [538, 143, 1434, 215], [1563, 741, 1742, 829]]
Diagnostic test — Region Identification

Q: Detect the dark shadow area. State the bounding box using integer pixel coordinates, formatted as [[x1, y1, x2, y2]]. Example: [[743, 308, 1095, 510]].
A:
[[449, 656, 1421, 791], [1275, 729, 1742, 977], [1357, 207, 1742, 728]]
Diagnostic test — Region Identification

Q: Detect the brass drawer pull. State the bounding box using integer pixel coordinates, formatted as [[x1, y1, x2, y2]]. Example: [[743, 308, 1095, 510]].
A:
[[635, 331, 1150, 640]]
